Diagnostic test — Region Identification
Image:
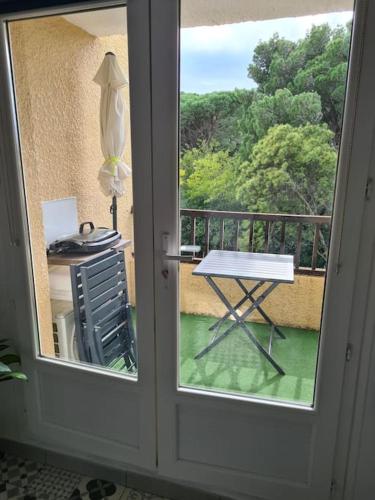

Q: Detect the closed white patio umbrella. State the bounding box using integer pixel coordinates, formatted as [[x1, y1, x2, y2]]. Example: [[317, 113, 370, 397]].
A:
[[94, 52, 131, 230]]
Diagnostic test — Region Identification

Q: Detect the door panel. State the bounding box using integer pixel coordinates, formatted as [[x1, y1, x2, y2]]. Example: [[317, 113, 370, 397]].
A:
[[178, 0, 353, 407], [0, 0, 156, 469], [8, 7, 137, 376], [153, 0, 372, 498], [177, 403, 313, 483], [32, 365, 142, 462]]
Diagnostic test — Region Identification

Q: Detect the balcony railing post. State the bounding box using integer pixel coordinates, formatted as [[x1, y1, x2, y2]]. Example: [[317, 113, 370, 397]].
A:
[[264, 221, 270, 252], [219, 218, 225, 250], [295, 223, 302, 270], [205, 217, 210, 256], [235, 220, 240, 251], [280, 222, 286, 254], [312, 223, 320, 270], [190, 216, 196, 247], [248, 219, 254, 252]]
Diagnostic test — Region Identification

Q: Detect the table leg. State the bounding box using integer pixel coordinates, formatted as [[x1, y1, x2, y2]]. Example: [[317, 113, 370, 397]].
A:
[[195, 277, 285, 375], [208, 281, 264, 332], [239, 323, 285, 375], [236, 279, 286, 340], [268, 325, 274, 355], [195, 281, 266, 360], [195, 320, 239, 360]]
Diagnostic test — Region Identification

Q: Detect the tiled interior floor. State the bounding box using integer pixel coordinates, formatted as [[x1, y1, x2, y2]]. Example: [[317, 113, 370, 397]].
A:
[[0, 452, 169, 500]]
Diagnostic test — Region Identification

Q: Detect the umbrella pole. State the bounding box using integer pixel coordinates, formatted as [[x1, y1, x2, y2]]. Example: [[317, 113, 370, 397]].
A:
[[111, 196, 117, 231]]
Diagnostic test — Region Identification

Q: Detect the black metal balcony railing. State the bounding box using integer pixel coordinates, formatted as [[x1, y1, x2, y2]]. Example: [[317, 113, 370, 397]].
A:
[[180, 209, 332, 276]]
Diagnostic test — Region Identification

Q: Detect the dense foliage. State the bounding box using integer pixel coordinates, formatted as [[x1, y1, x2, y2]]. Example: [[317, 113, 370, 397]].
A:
[[248, 23, 351, 146], [238, 89, 322, 159], [180, 90, 254, 153], [181, 146, 242, 211], [180, 22, 352, 263], [237, 124, 337, 216]]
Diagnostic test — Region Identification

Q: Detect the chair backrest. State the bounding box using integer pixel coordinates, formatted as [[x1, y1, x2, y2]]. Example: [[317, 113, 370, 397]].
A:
[[70, 250, 136, 370], [70, 252, 112, 362]]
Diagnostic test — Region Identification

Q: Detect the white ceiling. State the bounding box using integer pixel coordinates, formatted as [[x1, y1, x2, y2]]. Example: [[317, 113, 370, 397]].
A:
[[181, 0, 352, 27], [63, 8, 126, 37], [63, 0, 352, 37]]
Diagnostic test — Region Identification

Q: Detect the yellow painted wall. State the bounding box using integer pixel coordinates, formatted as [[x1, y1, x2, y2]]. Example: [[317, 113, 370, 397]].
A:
[[9, 17, 134, 356], [180, 265, 324, 331]]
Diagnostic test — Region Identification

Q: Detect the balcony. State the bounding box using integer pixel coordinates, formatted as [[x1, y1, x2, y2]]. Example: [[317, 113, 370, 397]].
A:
[[178, 208, 330, 330], [177, 208, 330, 404]]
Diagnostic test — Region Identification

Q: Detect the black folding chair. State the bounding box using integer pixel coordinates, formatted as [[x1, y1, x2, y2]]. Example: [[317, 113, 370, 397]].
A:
[[70, 249, 137, 372]]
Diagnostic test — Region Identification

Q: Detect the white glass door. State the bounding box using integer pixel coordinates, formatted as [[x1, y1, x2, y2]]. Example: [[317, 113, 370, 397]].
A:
[[2, 0, 375, 495], [0, 0, 156, 469], [152, 0, 374, 498]]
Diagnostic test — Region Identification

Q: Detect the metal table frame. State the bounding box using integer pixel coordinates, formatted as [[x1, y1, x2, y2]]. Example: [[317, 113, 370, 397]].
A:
[[193, 251, 294, 376]]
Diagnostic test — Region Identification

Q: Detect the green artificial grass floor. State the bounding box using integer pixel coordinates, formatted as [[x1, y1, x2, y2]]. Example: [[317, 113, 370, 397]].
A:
[[179, 313, 319, 405]]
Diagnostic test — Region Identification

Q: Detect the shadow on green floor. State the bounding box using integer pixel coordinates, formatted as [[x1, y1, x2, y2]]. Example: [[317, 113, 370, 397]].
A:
[[179, 313, 319, 405]]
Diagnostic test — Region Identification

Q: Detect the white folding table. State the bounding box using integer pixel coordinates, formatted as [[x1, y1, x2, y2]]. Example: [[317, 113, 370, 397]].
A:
[[192, 250, 294, 375]]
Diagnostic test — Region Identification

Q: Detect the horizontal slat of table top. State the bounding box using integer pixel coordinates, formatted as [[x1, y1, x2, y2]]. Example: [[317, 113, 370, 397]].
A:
[[192, 250, 294, 283]]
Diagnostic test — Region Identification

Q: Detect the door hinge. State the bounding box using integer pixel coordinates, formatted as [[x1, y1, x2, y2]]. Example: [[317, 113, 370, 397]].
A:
[[330, 478, 337, 497], [336, 261, 342, 275], [346, 343, 353, 362], [365, 177, 373, 201]]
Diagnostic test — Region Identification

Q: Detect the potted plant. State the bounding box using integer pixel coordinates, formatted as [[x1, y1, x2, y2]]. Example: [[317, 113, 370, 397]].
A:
[[0, 339, 27, 382]]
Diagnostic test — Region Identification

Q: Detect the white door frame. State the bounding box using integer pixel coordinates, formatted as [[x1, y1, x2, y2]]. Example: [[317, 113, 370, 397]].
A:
[[331, 1, 375, 495], [151, 0, 375, 498], [0, 0, 156, 470]]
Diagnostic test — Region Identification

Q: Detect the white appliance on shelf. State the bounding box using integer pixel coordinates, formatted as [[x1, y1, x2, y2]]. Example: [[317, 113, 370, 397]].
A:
[[44, 198, 79, 361], [48, 266, 73, 301], [42, 197, 79, 248], [51, 300, 79, 361]]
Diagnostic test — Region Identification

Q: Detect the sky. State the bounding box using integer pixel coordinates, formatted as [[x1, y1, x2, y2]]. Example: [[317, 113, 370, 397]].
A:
[[180, 11, 353, 94]]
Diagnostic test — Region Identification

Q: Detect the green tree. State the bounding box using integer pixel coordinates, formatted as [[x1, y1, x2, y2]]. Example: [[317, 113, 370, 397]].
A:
[[239, 88, 322, 158], [237, 123, 337, 216], [237, 123, 336, 264], [180, 90, 254, 153], [292, 25, 351, 144], [248, 34, 297, 94], [180, 146, 245, 252], [248, 23, 351, 145], [181, 146, 242, 211]]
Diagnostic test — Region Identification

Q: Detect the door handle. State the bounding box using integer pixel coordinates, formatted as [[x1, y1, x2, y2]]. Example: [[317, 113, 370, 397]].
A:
[[162, 232, 194, 262], [164, 253, 194, 262]]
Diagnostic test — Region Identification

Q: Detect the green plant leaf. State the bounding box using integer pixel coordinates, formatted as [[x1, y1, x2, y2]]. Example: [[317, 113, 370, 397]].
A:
[[0, 354, 20, 365], [0, 345, 9, 352], [0, 361, 12, 374], [0, 338, 9, 343], [0, 371, 27, 382]]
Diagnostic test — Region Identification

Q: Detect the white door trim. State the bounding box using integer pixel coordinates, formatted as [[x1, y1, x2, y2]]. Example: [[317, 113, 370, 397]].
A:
[[332, 2, 375, 494]]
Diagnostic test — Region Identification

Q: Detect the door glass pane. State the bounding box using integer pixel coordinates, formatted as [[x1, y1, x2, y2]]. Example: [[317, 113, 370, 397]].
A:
[[9, 7, 138, 377], [179, 0, 354, 404]]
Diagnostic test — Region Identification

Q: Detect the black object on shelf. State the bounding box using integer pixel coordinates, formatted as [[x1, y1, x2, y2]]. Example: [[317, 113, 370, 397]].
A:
[[49, 221, 121, 255]]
